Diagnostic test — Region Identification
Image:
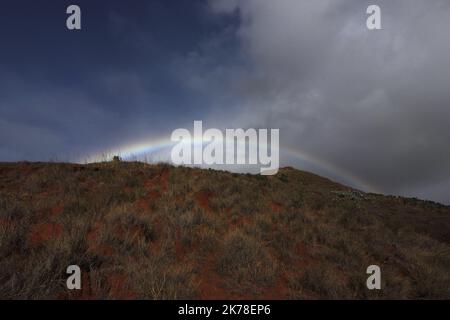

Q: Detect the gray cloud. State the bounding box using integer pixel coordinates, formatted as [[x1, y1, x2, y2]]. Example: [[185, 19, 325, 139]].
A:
[[204, 0, 450, 203]]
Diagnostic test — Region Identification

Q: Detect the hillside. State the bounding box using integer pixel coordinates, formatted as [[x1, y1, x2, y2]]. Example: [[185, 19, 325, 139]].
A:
[[0, 161, 449, 299]]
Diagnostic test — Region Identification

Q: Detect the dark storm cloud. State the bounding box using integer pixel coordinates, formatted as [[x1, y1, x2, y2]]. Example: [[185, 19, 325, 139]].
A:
[[0, 0, 238, 161], [205, 0, 450, 203]]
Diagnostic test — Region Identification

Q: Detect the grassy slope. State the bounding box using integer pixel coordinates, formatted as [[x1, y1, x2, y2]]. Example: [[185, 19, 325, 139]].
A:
[[0, 161, 449, 299]]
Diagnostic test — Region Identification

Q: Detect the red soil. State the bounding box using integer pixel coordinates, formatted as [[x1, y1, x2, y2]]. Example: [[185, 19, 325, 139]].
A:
[[86, 221, 102, 243], [50, 204, 64, 218], [269, 201, 282, 213], [145, 168, 170, 192], [148, 241, 161, 255], [136, 198, 150, 211], [137, 169, 169, 211], [195, 191, 213, 214], [86, 222, 117, 257], [28, 223, 63, 247], [159, 169, 169, 191], [136, 190, 159, 211], [91, 244, 116, 257]]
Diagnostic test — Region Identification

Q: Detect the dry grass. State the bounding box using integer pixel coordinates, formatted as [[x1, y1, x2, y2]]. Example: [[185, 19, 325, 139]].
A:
[[0, 161, 449, 299]]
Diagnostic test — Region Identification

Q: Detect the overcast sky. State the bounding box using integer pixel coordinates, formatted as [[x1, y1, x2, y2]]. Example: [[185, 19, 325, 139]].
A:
[[1, 0, 450, 204]]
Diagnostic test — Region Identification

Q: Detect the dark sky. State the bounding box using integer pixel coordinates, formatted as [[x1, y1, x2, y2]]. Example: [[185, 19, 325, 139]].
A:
[[0, 0, 240, 159], [1, 0, 450, 204]]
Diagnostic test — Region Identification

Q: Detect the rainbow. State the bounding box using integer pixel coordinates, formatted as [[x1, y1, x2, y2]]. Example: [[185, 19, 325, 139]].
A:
[[281, 146, 380, 193], [84, 137, 380, 194]]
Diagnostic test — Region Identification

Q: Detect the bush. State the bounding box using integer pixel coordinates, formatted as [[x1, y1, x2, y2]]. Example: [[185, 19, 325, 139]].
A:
[[217, 231, 277, 286]]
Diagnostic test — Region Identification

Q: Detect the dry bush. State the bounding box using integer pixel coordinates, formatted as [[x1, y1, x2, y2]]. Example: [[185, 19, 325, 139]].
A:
[[217, 230, 277, 286]]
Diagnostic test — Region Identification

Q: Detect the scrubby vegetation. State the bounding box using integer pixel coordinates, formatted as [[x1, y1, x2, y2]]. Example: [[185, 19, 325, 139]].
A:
[[0, 161, 449, 299]]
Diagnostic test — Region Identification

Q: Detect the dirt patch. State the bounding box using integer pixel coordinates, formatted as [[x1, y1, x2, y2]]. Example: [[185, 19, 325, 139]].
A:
[[136, 190, 160, 211], [28, 223, 63, 247], [148, 241, 162, 255], [85, 222, 118, 258], [159, 169, 169, 191], [86, 221, 103, 243], [136, 198, 150, 211], [50, 204, 64, 218], [148, 190, 160, 201], [269, 201, 282, 213], [196, 191, 214, 214], [89, 244, 116, 257], [136, 170, 168, 211], [144, 169, 169, 192]]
